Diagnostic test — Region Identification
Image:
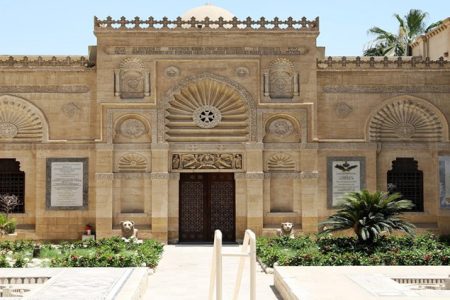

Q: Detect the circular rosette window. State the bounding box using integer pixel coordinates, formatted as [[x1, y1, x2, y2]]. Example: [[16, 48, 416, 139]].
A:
[[193, 105, 222, 129]]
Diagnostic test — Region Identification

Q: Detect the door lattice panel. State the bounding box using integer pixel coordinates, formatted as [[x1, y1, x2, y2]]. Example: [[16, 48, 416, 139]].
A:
[[180, 176, 204, 241], [210, 180, 235, 241], [179, 173, 235, 242]]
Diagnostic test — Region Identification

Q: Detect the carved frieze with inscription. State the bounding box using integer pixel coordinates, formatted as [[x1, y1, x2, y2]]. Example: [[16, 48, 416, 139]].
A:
[[172, 153, 243, 170]]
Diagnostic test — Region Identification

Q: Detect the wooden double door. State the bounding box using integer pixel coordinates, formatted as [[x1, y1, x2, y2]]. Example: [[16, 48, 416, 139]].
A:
[[179, 173, 235, 243]]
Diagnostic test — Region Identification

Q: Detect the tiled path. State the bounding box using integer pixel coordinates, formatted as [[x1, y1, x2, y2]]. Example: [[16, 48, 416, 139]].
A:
[[145, 245, 281, 299]]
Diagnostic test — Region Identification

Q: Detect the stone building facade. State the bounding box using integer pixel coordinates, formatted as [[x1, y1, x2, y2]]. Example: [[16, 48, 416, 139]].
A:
[[1, 5, 450, 242]]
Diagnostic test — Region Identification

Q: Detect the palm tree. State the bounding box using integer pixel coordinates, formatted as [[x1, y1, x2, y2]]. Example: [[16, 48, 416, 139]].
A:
[[364, 9, 440, 56], [319, 190, 415, 243]]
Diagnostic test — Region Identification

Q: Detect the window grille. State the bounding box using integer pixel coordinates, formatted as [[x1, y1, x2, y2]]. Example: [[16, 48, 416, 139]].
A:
[[0, 159, 25, 213], [387, 157, 423, 212]]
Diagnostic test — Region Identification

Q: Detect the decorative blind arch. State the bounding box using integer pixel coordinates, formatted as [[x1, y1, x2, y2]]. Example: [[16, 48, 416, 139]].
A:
[[367, 96, 447, 142], [0, 95, 48, 142], [162, 73, 255, 142]]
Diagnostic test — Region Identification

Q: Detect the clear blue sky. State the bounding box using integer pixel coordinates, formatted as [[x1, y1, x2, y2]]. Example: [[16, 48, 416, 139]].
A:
[[0, 0, 448, 56]]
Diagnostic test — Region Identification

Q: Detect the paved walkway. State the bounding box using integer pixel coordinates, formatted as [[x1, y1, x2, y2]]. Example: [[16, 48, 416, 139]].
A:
[[145, 245, 281, 299]]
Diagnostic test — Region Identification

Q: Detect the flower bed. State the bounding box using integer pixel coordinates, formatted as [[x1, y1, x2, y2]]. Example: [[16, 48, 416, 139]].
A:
[[257, 234, 450, 268], [0, 237, 163, 268]]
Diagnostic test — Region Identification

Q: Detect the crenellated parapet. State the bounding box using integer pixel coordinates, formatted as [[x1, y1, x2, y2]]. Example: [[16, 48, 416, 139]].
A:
[[317, 56, 449, 69], [0, 56, 89, 68], [94, 16, 319, 31]]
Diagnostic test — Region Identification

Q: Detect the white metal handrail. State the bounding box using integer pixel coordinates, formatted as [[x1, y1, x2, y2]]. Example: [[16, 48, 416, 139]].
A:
[[209, 229, 256, 300]]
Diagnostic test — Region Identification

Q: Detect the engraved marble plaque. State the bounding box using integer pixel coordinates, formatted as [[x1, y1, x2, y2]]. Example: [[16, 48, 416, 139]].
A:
[[439, 156, 450, 209], [46, 158, 88, 210], [327, 157, 365, 208]]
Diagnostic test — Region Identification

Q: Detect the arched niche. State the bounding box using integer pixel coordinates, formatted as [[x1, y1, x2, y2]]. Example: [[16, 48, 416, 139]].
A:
[[0, 95, 49, 142], [159, 72, 256, 143], [366, 95, 448, 142], [113, 114, 152, 143], [263, 114, 301, 143]]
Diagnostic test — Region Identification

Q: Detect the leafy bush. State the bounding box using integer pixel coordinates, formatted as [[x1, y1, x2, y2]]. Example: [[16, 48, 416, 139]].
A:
[[257, 234, 450, 267], [0, 213, 16, 235], [0, 255, 9, 267], [13, 254, 27, 268], [0, 237, 164, 268]]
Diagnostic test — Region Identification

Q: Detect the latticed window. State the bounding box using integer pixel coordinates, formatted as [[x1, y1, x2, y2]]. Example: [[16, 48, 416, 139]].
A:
[[0, 159, 25, 213], [387, 158, 423, 212]]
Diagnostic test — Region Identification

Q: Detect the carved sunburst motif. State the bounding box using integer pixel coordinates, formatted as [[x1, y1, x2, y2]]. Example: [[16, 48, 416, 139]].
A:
[[166, 78, 249, 142], [0, 97, 43, 141], [368, 99, 443, 142], [119, 57, 144, 70], [118, 153, 147, 172], [267, 153, 295, 171]]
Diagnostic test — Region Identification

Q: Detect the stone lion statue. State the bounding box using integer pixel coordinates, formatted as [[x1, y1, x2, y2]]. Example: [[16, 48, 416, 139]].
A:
[[277, 222, 295, 238], [120, 220, 138, 240]]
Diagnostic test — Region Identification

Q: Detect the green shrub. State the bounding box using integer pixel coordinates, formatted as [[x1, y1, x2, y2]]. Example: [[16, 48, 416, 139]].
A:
[[0, 237, 164, 268], [12, 254, 27, 268], [0, 213, 16, 235], [0, 255, 9, 267], [257, 234, 450, 268]]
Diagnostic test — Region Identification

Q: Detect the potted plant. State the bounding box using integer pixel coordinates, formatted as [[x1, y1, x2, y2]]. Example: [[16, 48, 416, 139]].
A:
[[85, 224, 93, 235], [0, 194, 21, 235]]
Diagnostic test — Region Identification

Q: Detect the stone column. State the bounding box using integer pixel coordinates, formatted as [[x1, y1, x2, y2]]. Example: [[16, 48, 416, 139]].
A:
[[245, 142, 264, 236], [94, 144, 114, 238], [151, 143, 169, 243]]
